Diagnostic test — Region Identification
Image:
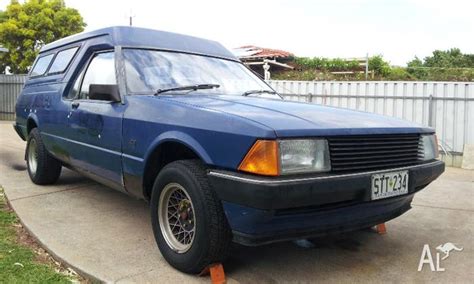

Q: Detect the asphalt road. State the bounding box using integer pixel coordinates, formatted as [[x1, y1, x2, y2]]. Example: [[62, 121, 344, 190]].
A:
[[0, 121, 473, 283]]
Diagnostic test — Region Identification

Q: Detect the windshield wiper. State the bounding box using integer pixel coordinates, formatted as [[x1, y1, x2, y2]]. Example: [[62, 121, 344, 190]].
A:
[[154, 84, 220, 95], [242, 89, 277, 96]]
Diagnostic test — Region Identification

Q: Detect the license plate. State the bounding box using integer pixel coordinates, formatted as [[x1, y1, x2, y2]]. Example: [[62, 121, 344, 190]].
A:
[[371, 170, 409, 200]]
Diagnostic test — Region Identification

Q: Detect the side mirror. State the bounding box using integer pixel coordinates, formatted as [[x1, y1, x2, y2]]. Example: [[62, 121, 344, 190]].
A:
[[89, 84, 121, 102]]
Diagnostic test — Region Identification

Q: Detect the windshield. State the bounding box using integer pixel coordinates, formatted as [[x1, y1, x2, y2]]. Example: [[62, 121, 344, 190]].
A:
[[123, 49, 276, 96]]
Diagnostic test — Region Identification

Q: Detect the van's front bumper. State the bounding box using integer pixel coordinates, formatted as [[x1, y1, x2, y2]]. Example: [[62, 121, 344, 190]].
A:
[[208, 160, 444, 246]]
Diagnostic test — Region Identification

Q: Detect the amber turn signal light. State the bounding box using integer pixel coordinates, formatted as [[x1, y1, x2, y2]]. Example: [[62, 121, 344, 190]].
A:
[[238, 140, 279, 176]]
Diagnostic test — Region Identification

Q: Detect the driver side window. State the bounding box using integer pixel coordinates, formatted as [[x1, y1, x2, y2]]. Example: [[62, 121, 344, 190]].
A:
[[79, 52, 116, 100], [67, 51, 116, 100]]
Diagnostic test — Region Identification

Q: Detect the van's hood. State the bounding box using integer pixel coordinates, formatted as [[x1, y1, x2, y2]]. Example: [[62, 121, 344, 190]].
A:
[[158, 95, 433, 137]]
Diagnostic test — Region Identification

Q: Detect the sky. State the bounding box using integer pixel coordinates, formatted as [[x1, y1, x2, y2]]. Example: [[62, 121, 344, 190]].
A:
[[1, 0, 473, 66]]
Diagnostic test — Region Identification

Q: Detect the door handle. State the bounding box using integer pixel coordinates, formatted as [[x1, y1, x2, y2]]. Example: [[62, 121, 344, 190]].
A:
[[71, 101, 80, 109]]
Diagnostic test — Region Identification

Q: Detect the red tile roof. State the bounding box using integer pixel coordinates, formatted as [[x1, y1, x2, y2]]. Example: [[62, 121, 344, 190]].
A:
[[234, 45, 294, 59]]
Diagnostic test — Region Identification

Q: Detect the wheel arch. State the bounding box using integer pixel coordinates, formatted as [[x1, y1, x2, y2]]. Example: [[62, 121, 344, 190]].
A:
[[26, 114, 40, 135], [142, 131, 213, 200]]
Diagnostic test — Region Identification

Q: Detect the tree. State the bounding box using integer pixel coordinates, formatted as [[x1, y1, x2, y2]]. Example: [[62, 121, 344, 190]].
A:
[[0, 10, 7, 73], [0, 0, 86, 74], [407, 48, 474, 68], [0, 10, 6, 22], [407, 56, 423, 68], [368, 55, 390, 76], [406, 57, 428, 79], [425, 48, 463, 67]]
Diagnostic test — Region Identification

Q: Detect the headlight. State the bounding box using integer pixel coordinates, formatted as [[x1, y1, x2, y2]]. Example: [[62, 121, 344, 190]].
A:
[[279, 139, 330, 174], [420, 134, 439, 161], [238, 139, 331, 176]]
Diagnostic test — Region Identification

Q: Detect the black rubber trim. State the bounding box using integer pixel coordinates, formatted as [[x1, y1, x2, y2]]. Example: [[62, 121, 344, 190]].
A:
[[13, 123, 26, 141], [208, 160, 444, 210]]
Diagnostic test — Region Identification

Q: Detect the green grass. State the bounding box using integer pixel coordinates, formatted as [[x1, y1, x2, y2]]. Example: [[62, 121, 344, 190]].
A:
[[0, 187, 73, 283]]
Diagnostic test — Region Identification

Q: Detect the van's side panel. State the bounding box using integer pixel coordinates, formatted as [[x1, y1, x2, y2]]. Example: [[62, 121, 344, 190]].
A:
[[15, 35, 125, 192]]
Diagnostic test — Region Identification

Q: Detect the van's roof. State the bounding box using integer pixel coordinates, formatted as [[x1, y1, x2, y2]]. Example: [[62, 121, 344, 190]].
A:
[[40, 26, 237, 60]]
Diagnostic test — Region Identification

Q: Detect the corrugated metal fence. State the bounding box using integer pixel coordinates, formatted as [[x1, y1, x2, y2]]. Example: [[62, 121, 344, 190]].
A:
[[0, 74, 27, 120], [1, 76, 472, 155], [268, 80, 474, 155]]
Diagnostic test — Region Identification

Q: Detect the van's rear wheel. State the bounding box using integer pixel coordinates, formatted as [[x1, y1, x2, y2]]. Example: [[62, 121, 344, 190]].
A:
[[150, 160, 231, 274], [26, 128, 62, 185]]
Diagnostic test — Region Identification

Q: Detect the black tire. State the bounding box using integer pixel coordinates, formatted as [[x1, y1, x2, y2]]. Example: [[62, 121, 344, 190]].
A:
[[26, 128, 62, 185], [150, 160, 232, 274]]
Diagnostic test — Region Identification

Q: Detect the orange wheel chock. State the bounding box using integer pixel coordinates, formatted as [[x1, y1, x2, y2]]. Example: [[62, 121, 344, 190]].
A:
[[199, 263, 226, 284], [376, 223, 387, 234]]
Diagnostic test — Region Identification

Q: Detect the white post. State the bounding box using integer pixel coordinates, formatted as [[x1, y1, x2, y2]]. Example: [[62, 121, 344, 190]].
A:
[[263, 60, 271, 81], [365, 53, 369, 80]]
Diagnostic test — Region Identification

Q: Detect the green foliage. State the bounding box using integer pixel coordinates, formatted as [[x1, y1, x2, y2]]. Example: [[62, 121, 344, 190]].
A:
[[294, 57, 360, 72], [368, 55, 390, 76], [272, 69, 332, 81], [0, 0, 86, 74], [277, 50, 474, 81], [285, 55, 391, 80], [0, 10, 6, 73], [0, 10, 6, 22], [422, 48, 474, 68], [384, 67, 415, 80], [405, 67, 474, 81], [407, 56, 423, 68], [404, 48, 474, 81], [405, 56, 427, 79]]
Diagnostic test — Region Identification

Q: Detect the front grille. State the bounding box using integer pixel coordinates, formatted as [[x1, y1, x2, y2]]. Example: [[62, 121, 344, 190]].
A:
[[328, 134, 423, 172]]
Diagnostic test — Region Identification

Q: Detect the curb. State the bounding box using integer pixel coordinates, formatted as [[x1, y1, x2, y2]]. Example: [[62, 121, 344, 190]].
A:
[[4, 190, 105, 284]]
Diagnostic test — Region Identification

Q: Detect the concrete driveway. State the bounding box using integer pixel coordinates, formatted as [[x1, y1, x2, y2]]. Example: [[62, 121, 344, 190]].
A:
[[0, 121, 473, 283]]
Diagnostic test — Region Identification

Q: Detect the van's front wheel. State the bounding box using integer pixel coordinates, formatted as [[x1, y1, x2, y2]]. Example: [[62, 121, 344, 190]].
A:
[[26, 128, 62, 185], [150, 160, 231, 274]]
